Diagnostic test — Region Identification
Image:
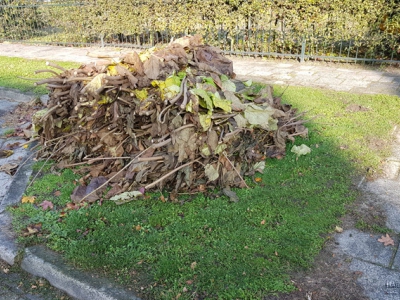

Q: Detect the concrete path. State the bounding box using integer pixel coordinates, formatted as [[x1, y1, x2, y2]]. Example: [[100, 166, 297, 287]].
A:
[[0, 42, 400, 299]]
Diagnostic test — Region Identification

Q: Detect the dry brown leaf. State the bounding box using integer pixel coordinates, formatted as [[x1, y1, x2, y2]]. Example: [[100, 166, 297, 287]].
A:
[[378, 234, 395, 246]]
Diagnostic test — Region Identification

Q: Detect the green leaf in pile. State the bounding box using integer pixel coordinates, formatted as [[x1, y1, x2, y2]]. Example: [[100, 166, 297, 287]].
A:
[[191, 88, 213, 111], [220, 74, 236, 92], [210, 92, 232, 112]]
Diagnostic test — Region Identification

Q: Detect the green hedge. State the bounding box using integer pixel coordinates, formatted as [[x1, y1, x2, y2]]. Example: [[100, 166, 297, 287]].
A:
[[0, 0, 399, 59]]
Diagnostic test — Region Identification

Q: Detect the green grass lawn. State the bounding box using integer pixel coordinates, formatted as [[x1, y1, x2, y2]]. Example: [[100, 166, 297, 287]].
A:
[[4, 57, 400, 299], [0, 56, 79, 94]]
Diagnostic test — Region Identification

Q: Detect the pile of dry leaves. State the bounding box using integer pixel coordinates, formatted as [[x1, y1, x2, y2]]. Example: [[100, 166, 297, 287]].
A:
[[32, 35, 307, 203]]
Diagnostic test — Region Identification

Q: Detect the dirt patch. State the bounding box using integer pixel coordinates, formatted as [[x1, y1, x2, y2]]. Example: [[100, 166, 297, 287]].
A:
[[367, 136, 388, 153], [346, 104, 369, 113], [265, 241, 368, 300]]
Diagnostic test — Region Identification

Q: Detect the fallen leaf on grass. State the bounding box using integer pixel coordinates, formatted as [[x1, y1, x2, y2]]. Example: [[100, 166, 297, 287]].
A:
[[21, 196, 36, 204], [39, 200, 54, 210], [378, 234, 395, 246], [291, 144, 311, 158], [54, 190, 61, 197], [335, 226, 343, 233], [190, 261, 197, 270], [222, 187, 239, 202], [109, 191, 143, 205]]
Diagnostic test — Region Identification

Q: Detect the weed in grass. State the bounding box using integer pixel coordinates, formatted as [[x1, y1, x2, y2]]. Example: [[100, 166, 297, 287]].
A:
[[8, 86, 400, 299], [2, 128, 15, 136]]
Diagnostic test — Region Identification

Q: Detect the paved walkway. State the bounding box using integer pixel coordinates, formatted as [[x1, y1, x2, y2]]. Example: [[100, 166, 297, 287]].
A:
[[1, 42, 400, 97], [0, 42, 400, 300]]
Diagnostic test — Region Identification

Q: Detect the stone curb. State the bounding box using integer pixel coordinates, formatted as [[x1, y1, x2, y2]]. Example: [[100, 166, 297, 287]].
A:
[[22, 246, 140, 300], [0, 86, 49, 105]]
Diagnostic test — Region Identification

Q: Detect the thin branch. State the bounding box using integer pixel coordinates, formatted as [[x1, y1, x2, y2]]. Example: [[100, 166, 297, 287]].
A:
[[46, 61, 67, 72], [222, 152, 249, 188], [145, 158, 200, 190], [78, 148, 149, 203]]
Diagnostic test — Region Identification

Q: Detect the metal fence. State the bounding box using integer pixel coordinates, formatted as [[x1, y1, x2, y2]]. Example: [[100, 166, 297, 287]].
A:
[[1, 1, 399, 64]]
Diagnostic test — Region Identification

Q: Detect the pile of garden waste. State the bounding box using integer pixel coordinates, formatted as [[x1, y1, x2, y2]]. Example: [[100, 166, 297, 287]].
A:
[[32, 35, 307, 203]]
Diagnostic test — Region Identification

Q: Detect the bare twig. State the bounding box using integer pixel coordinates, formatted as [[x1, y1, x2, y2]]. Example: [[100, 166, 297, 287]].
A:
[[46, 61, 67, 72], [222, 152, 249, 188], [78, 148, 149, 203], [168, 76, 187, 105], [35, 69, 61, 77], [145, 158, 200, 190]]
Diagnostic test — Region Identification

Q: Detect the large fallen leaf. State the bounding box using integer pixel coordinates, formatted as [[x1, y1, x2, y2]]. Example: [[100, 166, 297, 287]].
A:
[[143, 55, 162, 80], [211, 92, 232, 112], [244, 104, 278, 130], [378, 234, 395, 246], [205, 163, 219, 181], [253, 161, 266, 173], [220, 74, 236, 92], [109, 191, 143, 205], [80, 74, 106, 96], [291, 144, 311, 158], [0, 150, 13, 158], [71, 177, 108, 203], [222, 187, 239, 202], [39, 200, 54, 210], [0, 162, 18, 175]]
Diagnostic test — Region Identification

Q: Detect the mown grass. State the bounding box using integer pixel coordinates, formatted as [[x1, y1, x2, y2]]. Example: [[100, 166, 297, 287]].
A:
[[0, 56, 79, 94], [5, 60, 400, 298]]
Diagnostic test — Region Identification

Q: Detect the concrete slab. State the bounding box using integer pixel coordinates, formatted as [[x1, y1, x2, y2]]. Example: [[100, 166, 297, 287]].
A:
[[369, 81, 399, 90], [22, 246, 141, 300], [362, 75, 384, 81], [328, 85, 353, 92], [293, 70, 315, 76], [0, 212, 19, 265], [340, 79, 369, 87], [349, 258, 400, 299], [0, 142, 35, 213], [0, 88, 34, 103], [381, 159, 400, 179], [335, 229, 396, 267], [315, 77, 345, 86], [379, 77, 396, 83]]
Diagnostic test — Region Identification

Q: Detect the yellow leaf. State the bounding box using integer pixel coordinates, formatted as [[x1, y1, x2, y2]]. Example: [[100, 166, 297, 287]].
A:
[[107, 65, 118, 76], [199, 112, 212, 131], [22, 196, 36, 204], [22, 144, 29, 149], [134, 89, 148, 101]]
